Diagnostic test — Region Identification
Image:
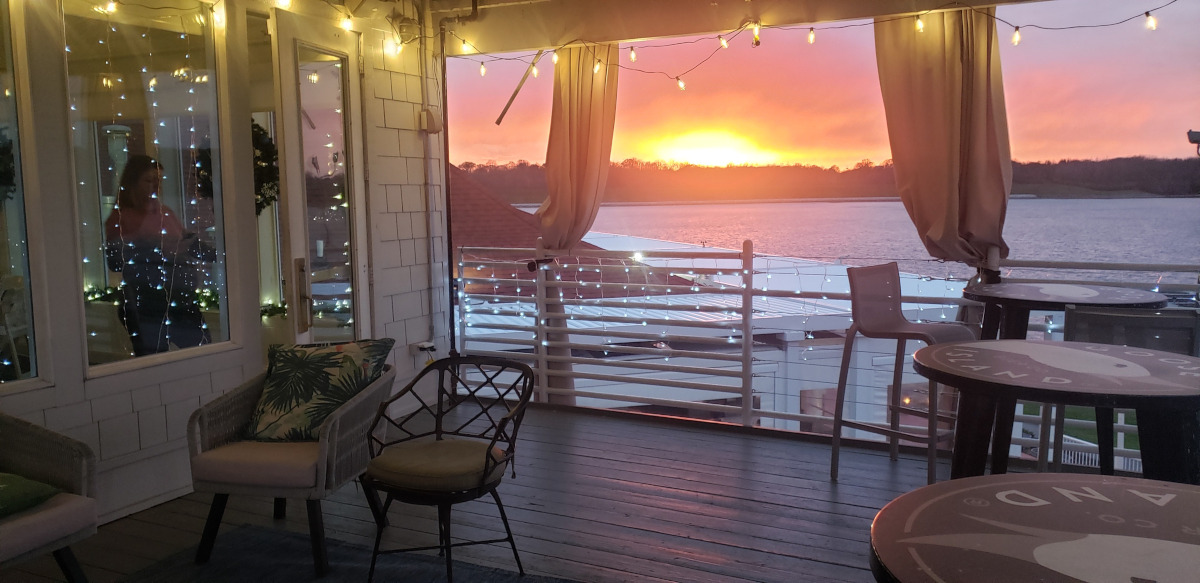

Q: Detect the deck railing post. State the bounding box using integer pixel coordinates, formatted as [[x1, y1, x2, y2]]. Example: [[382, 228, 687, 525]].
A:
[[455, 245, 466, 355], [741, 240, 754, 427], [534, 238, 550, 403]]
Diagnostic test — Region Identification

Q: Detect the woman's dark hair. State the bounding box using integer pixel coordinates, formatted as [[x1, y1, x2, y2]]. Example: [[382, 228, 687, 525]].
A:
[[117, 154, 162, 209]]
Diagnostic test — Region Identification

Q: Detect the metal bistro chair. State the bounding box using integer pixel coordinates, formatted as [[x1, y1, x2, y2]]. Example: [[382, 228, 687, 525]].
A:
[[1052, 306, 1200, 473], [361, 356, 535, 583], [830, 262, 978, 485]]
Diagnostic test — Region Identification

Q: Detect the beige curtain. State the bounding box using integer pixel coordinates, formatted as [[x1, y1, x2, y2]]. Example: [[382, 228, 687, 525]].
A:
[[536, 43, 620, 250], [875, 8, 1012, 267]]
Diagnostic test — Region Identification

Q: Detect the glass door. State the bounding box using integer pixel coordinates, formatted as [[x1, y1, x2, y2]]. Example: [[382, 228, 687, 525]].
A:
[[274, 10, 368, 343]]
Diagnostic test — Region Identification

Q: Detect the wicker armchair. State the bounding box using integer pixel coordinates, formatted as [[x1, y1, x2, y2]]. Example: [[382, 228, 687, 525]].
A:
[[0, 411, 98, 583], [187, 365, 395, 576]]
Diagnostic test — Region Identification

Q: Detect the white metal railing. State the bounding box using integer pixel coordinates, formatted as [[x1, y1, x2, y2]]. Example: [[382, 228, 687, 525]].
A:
[[456, 240, 1199, 473]]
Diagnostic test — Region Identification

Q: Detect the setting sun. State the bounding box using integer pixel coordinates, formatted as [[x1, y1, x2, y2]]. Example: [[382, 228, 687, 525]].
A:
[[639, 130, 784, 167]]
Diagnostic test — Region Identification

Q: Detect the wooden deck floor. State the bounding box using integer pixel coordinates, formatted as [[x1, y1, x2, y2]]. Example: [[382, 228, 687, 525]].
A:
[[2, 406, 942, 583]]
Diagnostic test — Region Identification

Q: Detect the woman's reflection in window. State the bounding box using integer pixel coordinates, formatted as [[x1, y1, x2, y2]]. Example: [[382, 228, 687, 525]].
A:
[[104, 155, 216, 355]]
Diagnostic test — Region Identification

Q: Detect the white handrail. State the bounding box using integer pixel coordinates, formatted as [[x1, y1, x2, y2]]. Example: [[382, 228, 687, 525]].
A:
[[455, 241, 1194, 473]]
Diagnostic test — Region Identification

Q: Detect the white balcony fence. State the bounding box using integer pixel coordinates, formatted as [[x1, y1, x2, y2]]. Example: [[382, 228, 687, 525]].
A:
[[455, 240, 1199, 473]]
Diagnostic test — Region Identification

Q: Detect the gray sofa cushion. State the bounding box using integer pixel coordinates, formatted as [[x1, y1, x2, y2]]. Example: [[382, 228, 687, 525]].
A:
[[191, 441, 320, 488]]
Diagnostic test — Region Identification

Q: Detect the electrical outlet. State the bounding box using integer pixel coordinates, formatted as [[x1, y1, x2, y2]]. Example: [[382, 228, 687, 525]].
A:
[[408, 341, 435, 355]]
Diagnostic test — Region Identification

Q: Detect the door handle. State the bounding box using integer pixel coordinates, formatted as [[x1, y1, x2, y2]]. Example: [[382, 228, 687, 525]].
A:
[[295, 257, 311, 333]]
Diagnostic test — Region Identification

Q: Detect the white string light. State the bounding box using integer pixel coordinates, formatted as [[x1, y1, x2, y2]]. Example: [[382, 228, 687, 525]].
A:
[[676, 76, 685, 91], [455, 2, 1182, 93], [385, 35, 403, 56], [479, 62, 486, 76]]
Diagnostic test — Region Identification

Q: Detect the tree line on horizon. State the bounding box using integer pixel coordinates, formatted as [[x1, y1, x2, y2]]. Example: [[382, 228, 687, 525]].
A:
[[456, 156, 1200, 204]]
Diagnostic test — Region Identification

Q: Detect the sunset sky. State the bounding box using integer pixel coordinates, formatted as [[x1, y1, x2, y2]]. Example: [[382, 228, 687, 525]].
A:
[[446, 0, 1200, 169]]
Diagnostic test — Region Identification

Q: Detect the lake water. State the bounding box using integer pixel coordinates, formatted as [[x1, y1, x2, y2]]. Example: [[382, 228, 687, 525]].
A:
[[589, 198, 1200, 284]]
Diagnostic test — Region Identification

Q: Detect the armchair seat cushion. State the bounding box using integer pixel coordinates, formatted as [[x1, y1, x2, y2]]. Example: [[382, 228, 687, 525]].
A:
[[366, 438, 506, 493], [0, 493, 97, 562], [191, 441, 320, 489]]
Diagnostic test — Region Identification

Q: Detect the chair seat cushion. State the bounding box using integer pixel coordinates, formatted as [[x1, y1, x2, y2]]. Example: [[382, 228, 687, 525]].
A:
[[0, 492, 97, 562], [366, 438, 506, 493], [191, 441, 320, 488]]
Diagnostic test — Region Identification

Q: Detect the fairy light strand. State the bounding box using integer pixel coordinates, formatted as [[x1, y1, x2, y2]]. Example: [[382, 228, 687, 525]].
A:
[[452, 0, 1180, 92]]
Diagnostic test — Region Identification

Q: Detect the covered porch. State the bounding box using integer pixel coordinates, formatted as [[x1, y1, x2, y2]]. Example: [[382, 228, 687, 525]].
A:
[[7, 406, 943, 583]]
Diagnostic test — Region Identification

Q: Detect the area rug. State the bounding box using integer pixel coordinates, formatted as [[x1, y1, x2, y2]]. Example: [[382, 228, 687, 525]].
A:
[[121, 524, 577, 583]]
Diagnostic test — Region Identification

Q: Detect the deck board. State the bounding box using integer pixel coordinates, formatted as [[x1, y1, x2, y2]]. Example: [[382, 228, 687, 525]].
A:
[[0, 406, 944, 583]]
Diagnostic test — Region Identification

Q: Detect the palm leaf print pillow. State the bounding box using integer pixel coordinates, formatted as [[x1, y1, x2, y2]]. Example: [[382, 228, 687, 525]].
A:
[[246, 339, 394, 441]]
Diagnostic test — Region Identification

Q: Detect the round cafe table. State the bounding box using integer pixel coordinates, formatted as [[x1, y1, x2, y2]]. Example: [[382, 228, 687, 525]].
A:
[[956, 283, 1169, 476], [912, 340, 1200, 484], [962, 282, 1168, 340], [869, 473, 1200, 583]]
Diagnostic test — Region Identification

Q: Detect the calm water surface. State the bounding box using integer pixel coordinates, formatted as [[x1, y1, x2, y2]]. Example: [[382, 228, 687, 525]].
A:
[[589, 198, 1200, 283]]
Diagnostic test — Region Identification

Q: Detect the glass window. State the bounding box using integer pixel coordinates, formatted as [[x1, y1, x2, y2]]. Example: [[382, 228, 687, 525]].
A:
[[65, 0, 227, 363], [0, 0, 35, 382]]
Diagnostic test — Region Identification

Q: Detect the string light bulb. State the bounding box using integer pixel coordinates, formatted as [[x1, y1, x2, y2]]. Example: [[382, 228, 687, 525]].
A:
[[386, 36, 403, 56], [1145, 11, 1157, 30], [531, 64, 539, 78], [593, 59, 601, 74], [718, 35, 728, 49], [461, 39, 471, 53], [808, 27, 815, 44], [752, 21, 761, 47], [629, 47, 637, 62], [340, 17, 353, 30], [1011, 26, 1021, 46], [551, 51, 559, 64], [479, 62, 486, 77], [916, 15, 925, 32], [676, 76, 685, 91]]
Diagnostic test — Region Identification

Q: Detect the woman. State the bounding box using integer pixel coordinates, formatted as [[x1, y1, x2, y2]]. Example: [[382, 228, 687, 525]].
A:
[[104, 155, 215, 355]]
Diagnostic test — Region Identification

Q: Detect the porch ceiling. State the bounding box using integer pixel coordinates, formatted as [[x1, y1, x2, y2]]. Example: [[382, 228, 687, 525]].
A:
[[428, 0, 1051, 55]]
